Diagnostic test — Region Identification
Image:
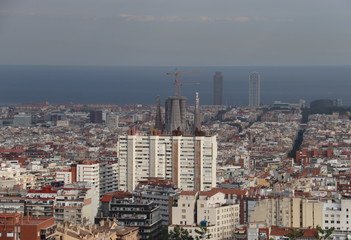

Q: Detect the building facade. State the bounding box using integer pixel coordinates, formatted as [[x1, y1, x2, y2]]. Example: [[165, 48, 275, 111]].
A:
[[56, 160, 119, 196], [249, 197, 323, 228], [53, 182, 99, 225], [25, 185, 57, 218], [0, 213, 56, 240], [213, 72, 223, 105], [99, 192, 162, 240], [133, 177, 181, 226], [169, 190, 240, 240], [249, 72, 260, 107], [117, 134, 217, 192]]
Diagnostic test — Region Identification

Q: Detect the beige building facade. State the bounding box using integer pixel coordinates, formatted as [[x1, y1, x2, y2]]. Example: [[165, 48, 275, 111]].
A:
[[250, 197, 322, 228], [170, 190, 239, 240]]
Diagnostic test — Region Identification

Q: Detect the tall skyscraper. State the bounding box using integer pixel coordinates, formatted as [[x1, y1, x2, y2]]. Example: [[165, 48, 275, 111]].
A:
[[213, 72, 223, 105], [249, 72, 260, 107]]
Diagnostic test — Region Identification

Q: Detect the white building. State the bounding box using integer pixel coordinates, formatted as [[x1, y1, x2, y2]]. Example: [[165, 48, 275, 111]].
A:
[[323, 199, 351, 232], [99, 160, 119, 194], [76, 162, 100, 192], [117, 133, 217, 192], [169, 190, 240, 240], [56, 160, 118, 196], [54, 182, 99, 225], [249, 72, 260, 107]]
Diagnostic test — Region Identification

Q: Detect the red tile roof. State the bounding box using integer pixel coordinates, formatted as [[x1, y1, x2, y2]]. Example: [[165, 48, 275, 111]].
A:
[[101, 195, 113, 202], [270, 226, 317, 239], [180, 191, 198, 196]]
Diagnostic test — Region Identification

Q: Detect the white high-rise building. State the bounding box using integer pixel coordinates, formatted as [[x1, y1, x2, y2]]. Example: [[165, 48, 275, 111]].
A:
[[249, 72, 260, 107], [117, 133, 217, 192], [56, 160, 119, 196]]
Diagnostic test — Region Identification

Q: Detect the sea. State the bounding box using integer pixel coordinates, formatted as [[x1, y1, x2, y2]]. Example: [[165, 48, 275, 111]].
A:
[[0, 65, 350, 106]]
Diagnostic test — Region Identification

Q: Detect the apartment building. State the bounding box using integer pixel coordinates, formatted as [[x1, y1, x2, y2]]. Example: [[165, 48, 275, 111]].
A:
[[250, 197, 323, 228], [56, 160, 119, 196], [98, 191, 162, 240], [134, 177, 181, 226], [323, 199, 351, 231], [99, 160, 119, 194], [53, 182, 99, 225], [0, 213, 56, 240], [25, 185, 57, 217], [0, 197, 25, 214], [170, 190, 240, 240], [117, 133, 217, 192]]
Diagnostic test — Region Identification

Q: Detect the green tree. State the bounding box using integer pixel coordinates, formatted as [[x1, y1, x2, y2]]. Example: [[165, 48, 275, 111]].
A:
[[195, 224, 212, 240], [159, 226, 169, 239], [169, 226, 194, 240], [316, 226, 335, 240], [285, 229, 304, 240]]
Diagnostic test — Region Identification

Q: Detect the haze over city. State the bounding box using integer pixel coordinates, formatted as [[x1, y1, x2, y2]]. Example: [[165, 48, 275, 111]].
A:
[[1, 1, 351, 240], [0, 0, 351, 66]]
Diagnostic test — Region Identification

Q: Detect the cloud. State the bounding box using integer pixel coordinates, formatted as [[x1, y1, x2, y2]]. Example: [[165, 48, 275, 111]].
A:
[[160, 16, 185, 23], [198, 16, 214, 22], [118, 14, 157, 22], [233, 16, 251, 22]]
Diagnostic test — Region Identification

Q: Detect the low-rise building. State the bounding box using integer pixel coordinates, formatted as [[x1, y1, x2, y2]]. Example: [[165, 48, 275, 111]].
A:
[[54, 182, 99, 225], [169, 190, 240, 240], [0, 212, 56, 240], [98, 191, 162, 240], [134, 177, 180, 226], [25, 185, 57, 217]]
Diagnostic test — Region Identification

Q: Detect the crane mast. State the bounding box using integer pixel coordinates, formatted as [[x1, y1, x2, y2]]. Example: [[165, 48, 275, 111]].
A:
[[166, 69, 199, 97]]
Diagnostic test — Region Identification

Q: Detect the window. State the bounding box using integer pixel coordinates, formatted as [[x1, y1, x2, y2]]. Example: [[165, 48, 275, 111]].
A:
[[182, 215, 186, 219], [7, 232, 14, 237], [182, 209, 186, 213]]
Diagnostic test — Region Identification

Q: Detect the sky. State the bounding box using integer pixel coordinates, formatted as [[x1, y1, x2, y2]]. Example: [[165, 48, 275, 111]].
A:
[[0, 0, 350, 66]]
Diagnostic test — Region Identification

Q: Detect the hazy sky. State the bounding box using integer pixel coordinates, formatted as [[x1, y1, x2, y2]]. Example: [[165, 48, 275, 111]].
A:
[[0, 0, 350, 66]]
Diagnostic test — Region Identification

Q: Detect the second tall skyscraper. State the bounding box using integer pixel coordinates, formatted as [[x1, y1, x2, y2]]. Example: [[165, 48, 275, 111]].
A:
[[213, 72, 223, 105], [249, 72, 260, 107]]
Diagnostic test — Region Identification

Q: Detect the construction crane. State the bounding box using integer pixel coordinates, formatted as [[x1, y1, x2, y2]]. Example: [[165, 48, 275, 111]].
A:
[[166, 69, 199, 97]]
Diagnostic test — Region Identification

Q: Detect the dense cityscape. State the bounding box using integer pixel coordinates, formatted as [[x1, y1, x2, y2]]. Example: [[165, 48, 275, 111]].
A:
[[1, 70, 351, 240]]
